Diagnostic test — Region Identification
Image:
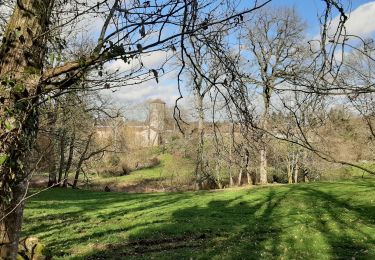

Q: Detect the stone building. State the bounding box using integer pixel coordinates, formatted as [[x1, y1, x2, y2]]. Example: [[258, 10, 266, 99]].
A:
[[134, 99, 166, 147], [96, 99, 169, 148]]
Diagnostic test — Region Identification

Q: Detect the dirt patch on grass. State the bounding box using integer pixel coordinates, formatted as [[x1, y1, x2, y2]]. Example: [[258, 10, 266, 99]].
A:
[[29, 176, 49, 188]]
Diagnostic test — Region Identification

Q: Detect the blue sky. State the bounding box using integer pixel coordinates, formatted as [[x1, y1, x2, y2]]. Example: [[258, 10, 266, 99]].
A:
[[104, 0, 375, 113]]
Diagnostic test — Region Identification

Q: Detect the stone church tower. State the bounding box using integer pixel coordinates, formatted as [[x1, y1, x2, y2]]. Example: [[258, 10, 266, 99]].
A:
[[148, 99, 166, 146]]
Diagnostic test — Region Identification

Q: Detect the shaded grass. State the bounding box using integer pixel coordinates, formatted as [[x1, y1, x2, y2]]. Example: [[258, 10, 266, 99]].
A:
[[22, 177, 375, 259]]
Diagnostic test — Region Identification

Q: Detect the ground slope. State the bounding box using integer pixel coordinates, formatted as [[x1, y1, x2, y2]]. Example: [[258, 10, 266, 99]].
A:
[[85, 154, 194, 192], [22, 178, 375, 259]]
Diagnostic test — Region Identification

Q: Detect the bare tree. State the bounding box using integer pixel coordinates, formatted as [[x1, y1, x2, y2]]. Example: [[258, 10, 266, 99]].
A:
[[183, 36, 225, 189], [242, 7, 306, 184]]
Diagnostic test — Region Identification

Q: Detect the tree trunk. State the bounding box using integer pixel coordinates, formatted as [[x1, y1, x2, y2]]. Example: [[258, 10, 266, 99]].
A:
[[73, 133, 93, 188], [246, 172, 251, 185], [287, 167, 293, 184], [0, 182, 26, 259], [259, 149, 268, 184], [215, 160, 222, 189], [57, 130, 66, 185], [229, 124, 234, 187], [48, 140, 57, 187], [303, 151, 308, 182], [48, 165, 57, 187], [62, 133, 75, 188], [294, 153, 299, 184], [195, 90, 204, 190], [287, 155, 293, 184], [238, 168, 243, 186], [304, 169, 309, 182], [0, 0, 53, 257], [73, 161, 84, 189], [259, 87, 271, 185], [245, 149, 252, 185]]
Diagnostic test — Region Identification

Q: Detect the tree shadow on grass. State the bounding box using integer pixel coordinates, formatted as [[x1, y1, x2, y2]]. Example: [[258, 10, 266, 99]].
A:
[[23, 179, 375, 259], [83, 188, 293, 259], [23, 189, 198, 257], [294, 185, 375, 259], [83, 183, 375, 260]]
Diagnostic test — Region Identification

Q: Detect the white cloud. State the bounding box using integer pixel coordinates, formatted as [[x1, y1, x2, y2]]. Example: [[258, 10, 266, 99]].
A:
[[105, 50, 176, 73], [332, 1, 375, 38], [309, 2, 375, 61], [102, 49, 184, 108], [102, 78, 180, 105]]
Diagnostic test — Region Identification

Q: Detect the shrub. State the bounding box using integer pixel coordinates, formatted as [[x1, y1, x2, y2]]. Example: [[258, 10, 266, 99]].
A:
[[161, 154, 195, 189], [269, 167, 287, 183], [148, 157, 160, 168], [108, 155, 121, 167], [321, 166, 353, 181], [99, 166, 121, 177]]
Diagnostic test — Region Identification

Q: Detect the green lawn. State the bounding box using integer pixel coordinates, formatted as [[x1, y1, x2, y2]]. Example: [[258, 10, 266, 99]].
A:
[[22, 177, 375, 259]]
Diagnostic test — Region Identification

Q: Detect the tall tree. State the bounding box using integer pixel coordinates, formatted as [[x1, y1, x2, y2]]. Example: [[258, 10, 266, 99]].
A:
[[243, 8, 305, 184], [0, 1, 54, 257]]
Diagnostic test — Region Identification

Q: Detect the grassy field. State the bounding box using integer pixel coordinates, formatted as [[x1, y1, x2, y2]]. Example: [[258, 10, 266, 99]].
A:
[[22, 176, 375, 259], [85, 153, 195, 192], [30, 154, 195, 192]]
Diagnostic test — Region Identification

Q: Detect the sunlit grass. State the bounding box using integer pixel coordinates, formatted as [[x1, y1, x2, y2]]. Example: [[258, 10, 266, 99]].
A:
[[22, 177, 375, 259], [84, 154, 194, 191]]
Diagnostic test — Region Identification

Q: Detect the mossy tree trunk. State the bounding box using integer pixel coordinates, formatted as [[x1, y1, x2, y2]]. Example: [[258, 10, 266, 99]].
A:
[[0, 0, 53, 258]]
